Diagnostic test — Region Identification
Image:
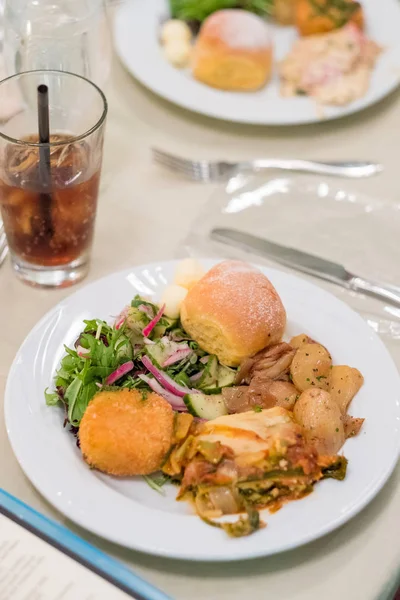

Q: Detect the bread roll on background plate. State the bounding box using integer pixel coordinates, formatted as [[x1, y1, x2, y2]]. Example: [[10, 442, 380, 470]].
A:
[[180, 260, 286, 367], [192, 10, 273, 92]]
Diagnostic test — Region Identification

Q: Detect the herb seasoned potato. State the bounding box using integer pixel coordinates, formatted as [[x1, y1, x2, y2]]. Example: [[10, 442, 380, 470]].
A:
[[330, 365, 364, 414], [290, 333, 313, 349], [290, 343, 332, 392], [294, 388, 345, 454], [296, 0, 364, 37]]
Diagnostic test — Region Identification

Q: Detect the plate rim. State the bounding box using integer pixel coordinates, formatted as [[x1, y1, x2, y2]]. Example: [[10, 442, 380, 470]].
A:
[[113, 0, 400, 126], [5, 259, 400, 561]]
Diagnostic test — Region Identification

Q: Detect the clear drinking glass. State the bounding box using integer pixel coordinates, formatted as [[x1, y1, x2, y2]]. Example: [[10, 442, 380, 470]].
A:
[[0, 70, 107, 288], [3, 0, 112, 88]]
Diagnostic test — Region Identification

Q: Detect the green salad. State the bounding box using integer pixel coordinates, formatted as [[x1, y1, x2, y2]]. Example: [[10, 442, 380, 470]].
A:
[[169, 0, 274, 23], [45, 295, 236, 430]]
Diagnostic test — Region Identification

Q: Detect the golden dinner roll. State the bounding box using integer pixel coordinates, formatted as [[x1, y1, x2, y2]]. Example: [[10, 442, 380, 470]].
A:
[[180, 261, 286, 367], [192, 10, 273, 92]]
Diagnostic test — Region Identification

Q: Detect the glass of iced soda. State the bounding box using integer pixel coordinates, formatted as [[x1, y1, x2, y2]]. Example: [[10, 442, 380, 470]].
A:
[[0, 70, 107, 287]]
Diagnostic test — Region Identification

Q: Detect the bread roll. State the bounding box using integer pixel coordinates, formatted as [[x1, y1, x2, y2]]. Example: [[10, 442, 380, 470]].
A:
[[180, 261, 286, 367], [192, 10, 273, 92]]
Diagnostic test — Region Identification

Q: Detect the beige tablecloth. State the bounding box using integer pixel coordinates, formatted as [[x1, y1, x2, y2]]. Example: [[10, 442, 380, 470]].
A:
[[1, 56, 400, 600]]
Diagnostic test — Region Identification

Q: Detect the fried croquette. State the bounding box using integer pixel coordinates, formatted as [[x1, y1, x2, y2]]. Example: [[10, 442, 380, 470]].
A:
[[79, 389, 174, 476]]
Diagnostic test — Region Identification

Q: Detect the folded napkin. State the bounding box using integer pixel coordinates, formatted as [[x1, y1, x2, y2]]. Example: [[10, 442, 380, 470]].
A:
[[0, 55, 23, 121]]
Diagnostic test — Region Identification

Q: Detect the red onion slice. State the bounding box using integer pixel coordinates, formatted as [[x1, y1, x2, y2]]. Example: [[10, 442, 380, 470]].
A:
[[115, 305, 130, 330], [142, 304, 165, 338], [138, 304, 154, 318], [105, 361, 134, 385], [138, 374, 187, 411], [141, 355, 199, 398], [190, 371, 204, 383], [162, 346, 192, 367], [76, 345, 90, 358]]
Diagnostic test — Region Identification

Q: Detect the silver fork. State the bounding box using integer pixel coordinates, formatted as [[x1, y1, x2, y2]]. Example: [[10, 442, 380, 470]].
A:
[[152, 148, 383, 182], [0, 220, 9, 267]]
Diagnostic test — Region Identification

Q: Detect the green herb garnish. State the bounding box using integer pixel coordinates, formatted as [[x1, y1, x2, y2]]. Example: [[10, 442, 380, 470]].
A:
[[143, 473, 171, 495]]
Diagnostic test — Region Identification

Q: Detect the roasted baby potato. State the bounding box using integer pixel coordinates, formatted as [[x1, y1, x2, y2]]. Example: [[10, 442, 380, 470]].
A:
[[79, 389, 174, 476], [330, 365, 364, 414], [290, 334, 311, 349], [294, 388, 345, 454], [296, 0, 364, 36], [290, 343, 332, 392]]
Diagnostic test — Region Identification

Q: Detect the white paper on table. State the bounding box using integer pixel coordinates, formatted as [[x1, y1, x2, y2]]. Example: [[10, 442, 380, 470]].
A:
[[0, 514, 133, 600]]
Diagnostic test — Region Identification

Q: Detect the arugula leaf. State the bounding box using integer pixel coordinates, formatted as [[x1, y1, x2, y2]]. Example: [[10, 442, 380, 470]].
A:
[[131, 295, 157, 314], [66, 377, 83, 425], [81, 366, 114, 384], [174, 371, 192, 388], [45, 388, 60, 406], [70, 381, 99, 425]]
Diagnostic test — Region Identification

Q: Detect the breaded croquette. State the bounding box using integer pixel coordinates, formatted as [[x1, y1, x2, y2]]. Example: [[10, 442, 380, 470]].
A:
[[79, 389, 174, 476]]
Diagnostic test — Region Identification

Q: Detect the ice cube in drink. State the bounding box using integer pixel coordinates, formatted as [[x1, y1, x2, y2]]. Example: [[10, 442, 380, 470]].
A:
[[0, 134, 101, 267]]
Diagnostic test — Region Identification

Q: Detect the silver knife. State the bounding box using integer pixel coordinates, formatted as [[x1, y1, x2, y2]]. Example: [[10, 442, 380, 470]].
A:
[[211, 228, 400, 308]]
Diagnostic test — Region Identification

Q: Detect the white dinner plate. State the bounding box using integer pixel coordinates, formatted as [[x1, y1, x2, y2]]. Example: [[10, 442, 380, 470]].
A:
[[5, 260, 400, 561], [114, 0, 400, 125]]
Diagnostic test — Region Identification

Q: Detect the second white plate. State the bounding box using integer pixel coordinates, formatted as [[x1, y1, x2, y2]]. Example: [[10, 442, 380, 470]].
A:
[[5, 260, 400, 560], [114, 0, 400, 125]]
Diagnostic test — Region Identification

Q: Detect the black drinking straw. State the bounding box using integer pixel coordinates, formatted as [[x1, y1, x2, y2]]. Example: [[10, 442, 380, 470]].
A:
[[37, 84, 53, 238]]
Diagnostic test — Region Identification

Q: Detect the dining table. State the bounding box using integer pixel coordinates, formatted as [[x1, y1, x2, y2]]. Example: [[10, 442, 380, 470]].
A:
[[1, 41, 400, 600]]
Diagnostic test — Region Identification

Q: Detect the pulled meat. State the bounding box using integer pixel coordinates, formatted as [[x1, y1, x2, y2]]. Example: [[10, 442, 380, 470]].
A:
[[223, 384, 277, 414], [235, 343, 296, 385], [223, 377, 299, 414], [223, 343, 298, 414]]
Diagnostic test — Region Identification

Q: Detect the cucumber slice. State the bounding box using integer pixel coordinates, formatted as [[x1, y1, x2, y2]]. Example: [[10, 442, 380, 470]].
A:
[[153, 316, 178, 338], [145, 338, 179, 368], [184, 393, 227, 420], [115, 334, 133, 360], [217, 365, 236, 388], [198, 355, 218, 391], [145, 344, 169, 368]]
